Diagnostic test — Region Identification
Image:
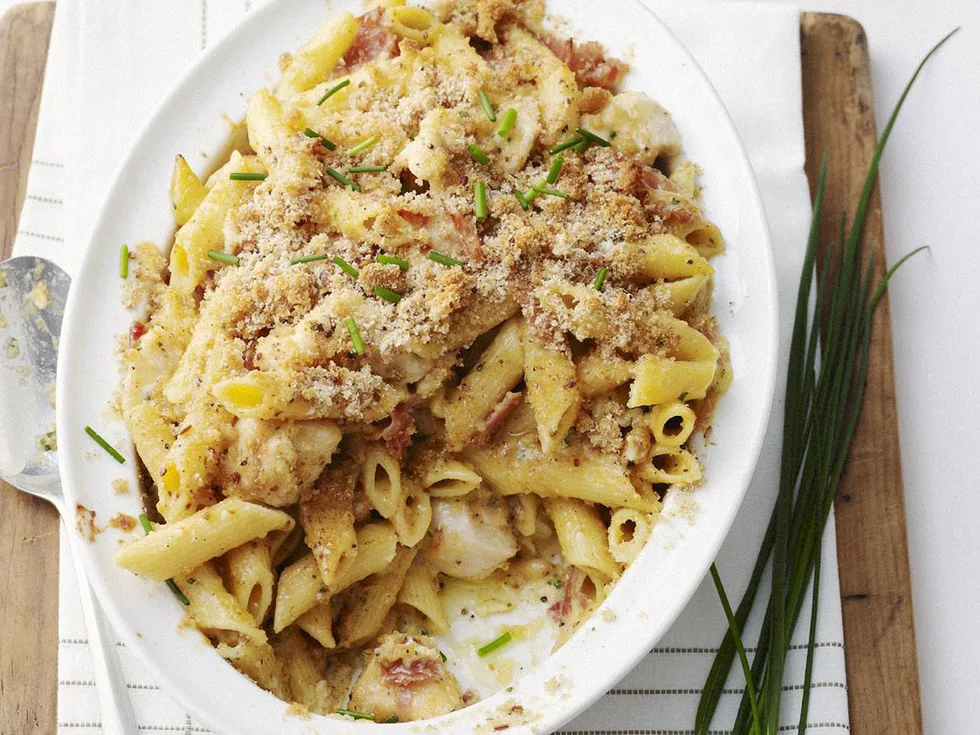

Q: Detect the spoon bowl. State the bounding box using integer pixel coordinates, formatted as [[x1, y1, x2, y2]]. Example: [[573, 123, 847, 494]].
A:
[[0, 255, 138, 735], [0, 256, 68, 491]]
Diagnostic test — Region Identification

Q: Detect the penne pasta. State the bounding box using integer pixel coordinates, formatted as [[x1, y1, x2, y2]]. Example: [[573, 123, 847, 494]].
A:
[[116, 498, 294, 580]]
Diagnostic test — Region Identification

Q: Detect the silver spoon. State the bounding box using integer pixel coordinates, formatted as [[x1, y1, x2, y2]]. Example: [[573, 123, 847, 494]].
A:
[[0, 256, 138, 735]]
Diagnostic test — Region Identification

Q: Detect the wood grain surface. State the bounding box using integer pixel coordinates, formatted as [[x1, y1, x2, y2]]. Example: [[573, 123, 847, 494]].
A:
[[801, 12, 923, 735], [0, 6, 59, 735], [0, 6, 922, 734]]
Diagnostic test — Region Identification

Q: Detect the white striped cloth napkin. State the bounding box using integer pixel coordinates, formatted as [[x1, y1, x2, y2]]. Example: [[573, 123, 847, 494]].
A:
[[7, 0, 850, 732]]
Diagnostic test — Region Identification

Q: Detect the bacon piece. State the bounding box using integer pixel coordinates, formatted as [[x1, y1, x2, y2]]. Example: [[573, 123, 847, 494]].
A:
[[381, 405, 416, 459], [543, 35, 627, 91], [450, 213, 482, 259], [398, 209, 429, 229], [547, 585, 571, 621], [637, 164, 696, 227], [343, 8, 399, 70], [640, 165, 678, 193], [547, 567, 592, 622], [473, 391, 522, 446], [129, 321, 147, 344], [381, 658, 440, 687]]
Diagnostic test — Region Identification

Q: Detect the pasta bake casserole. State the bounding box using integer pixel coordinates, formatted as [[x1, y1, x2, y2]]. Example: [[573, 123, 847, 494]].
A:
[[114, 0, 731, 723]]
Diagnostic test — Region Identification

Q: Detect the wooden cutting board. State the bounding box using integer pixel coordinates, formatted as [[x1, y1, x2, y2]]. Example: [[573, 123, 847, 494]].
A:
[[0, 5, 922, 733]]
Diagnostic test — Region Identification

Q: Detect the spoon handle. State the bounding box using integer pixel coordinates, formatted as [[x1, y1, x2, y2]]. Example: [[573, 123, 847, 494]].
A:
[[65, 523, 141, 734]]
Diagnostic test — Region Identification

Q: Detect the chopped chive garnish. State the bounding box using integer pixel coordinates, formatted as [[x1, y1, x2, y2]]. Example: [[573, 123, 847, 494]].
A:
[[576, 126, 611, 147], [524, 186, 540, 204], [514, 190, 530, 211], [344, 316, 365, 355], [474, 180, 488, 222], [531, 183, 569, 199], [303, 127, 337, 151], [326, 167, 361, 191], [317, 78, 350, 105], [373, 287, 403, 304], [550, 136, 585, 155], [385, 715, 400, 723], [119, 245, 129, 279], [207, 250, 240, 266], [438, 649, 448, 662], [593, 266, 609, 291], [85, 425, 126, 463], [138, 513, 189, 605], [573, 139, 589, 153], [347, 135, 379, 156], [478, 89, 496, 121], [348, 165, 387, 173], [336, 709, 374, 721], [547, 156, 564, 184], [468, 144, 491, 165], [477, 631, 512, 657], [610, 130, 618, 139], [229, 171, 267, 181], [377, 254, 409, 271], [332, 256, 359, 278], [497, 108, 518, 137], [428, 251, 462, 266], [166, 579, 191, 606], [290, 253, 331, 265]]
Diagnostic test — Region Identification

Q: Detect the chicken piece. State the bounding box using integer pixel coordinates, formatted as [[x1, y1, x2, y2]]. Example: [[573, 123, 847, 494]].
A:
[[348, 633, 463, 722], [423, 490, 518, 580], [582, 91, 682, 168], [221, 418, 341, 507]]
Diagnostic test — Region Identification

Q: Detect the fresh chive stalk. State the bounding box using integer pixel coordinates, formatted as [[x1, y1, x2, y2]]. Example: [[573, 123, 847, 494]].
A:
[[229, 171, 267, 181], [531, 183, 569, 199], [336, 709, 374, 721], [497, 108, 518, 137], [710, 565, 762, 735], [468, 144, 491, 165], [303, 127, 337, 151], [575, 126, 611, 147], [317, 79, 350, 105], [428, 251, 462, 266], [348, 165, 387, 173], [119, 245, 129, 279], [373, 287, 403, 304], [326, 167, 361, 191], [546, 156, 564, 184], [550, 136, 585, 155], [84, 425, 125, 463], [474, 180, 488, 221], [592, 267, 608, 291], [344, 316, 365, 355], [138, 513, 190, 605], [695, 30, 957, 735], [514, 190, 530, 211], [478, 89, 496, 121], [347, 135, 379, 156], [332, 256, 359, 278], [384, 715, 400, 723], [165, 580, 190, 606], [377, 254, 409, 271], [477, 631, 512, 657], [290, 253, 331, 265], [207, 250, 240, 266]]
